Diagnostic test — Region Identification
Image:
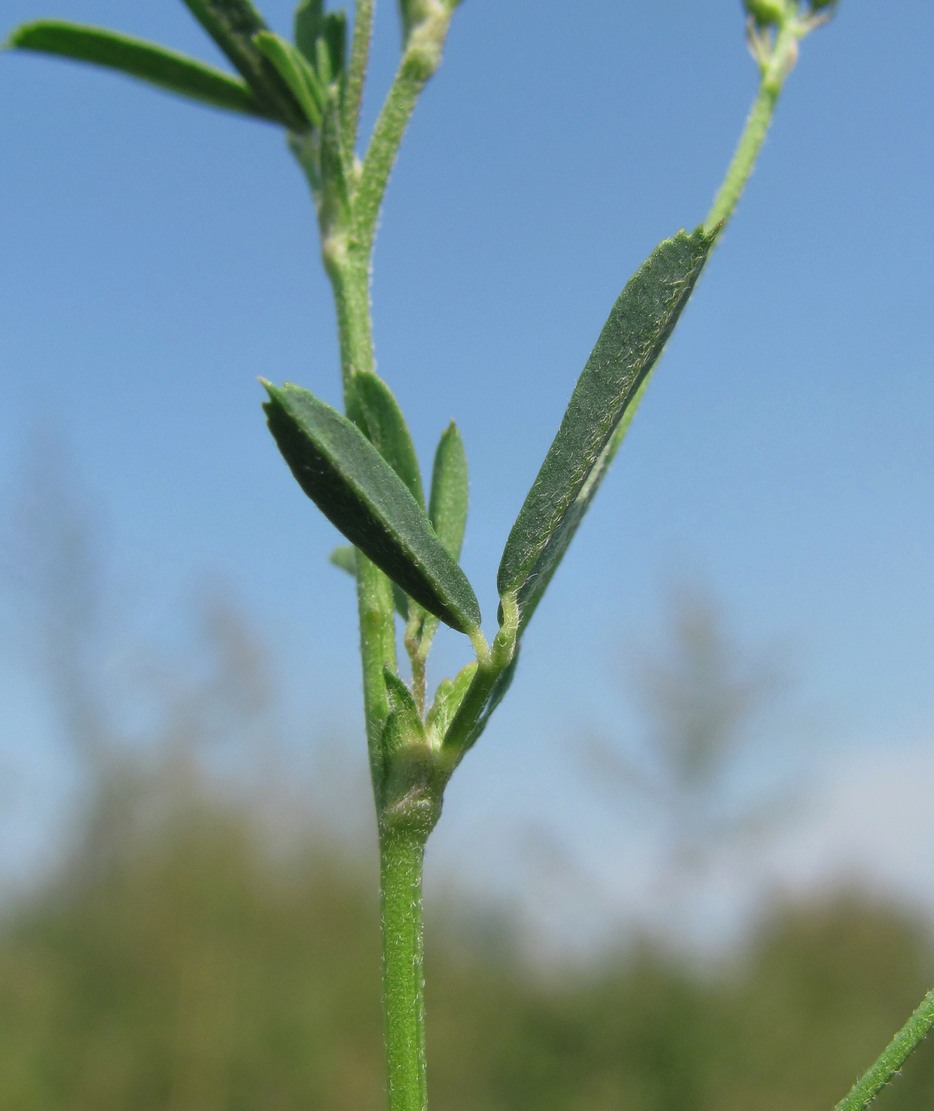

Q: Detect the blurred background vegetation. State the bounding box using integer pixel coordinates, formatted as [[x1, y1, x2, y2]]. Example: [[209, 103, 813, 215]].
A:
[[2, 456, 933, 1110]]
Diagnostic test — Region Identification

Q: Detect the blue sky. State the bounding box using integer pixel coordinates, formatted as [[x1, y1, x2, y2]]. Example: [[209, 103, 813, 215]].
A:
[[1, 2, 933, 948]]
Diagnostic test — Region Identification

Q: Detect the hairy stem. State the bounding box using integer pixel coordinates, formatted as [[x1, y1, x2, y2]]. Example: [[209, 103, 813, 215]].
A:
[[379, 825, 429, 1111], [344, 0, 374, 147], [833, 986, 934, 1110], [355, 7, 454, 252], [706, 18, 802, 232]]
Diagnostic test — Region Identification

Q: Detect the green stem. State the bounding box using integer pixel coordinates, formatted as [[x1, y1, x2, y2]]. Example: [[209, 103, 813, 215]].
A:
[[355, 7, 454, 252], [379, 825, 429, 1111], [322, 236, 374, 407], [705, 17, 802, 233], [343, 0, 373, 149], [598, 13, 810, 480], [318, 209, 397, 801], [308, 16, 462, 1103], [833, 987, 934, 1110]]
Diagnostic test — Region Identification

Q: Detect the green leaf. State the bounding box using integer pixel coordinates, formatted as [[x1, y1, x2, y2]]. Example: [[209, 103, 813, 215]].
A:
[[425, 661, 477, 745], [497, 226, 714, 625], [254, 31, 323, 128], [329, 543, 356, 575], [428, 422, 468, 560], [353, 373, 425, 506], [294, 0, 324, 62], [322, 11, 348, 81], [263, 382, 482, 634], [397, 0, 417, 41], [7, 21, 275, 121], [409, 421, 470, 656], [383, 670, 425, 745], [294, 3, 345, 88], [179, 0, 308, 130]]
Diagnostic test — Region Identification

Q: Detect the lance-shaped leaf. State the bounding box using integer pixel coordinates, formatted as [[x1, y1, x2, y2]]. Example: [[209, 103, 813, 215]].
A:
[[410, 421, 470, 653], [428, 422, 468, 560], [263, 382, 481, 634], [329, 543, 357, 576], [179, 0, 308, 130], [409, 420, 470, 653], [254, 31, 324, 128], [7, 21, 276, 121], [320, 11, 348, 84], [497, 226, 714, 624], [382, 670, 425, 752], [294, 2, 346, 83], [425, 661, 477, 745], [353, 372, 425, 506], [294, 0, 325, 62]]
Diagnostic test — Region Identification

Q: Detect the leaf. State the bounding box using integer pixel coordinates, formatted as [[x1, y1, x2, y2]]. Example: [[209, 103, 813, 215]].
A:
[[329, 543, 356, 575], [408, 420, 470, 655], [425, 661, 477, 745], [294, 0, 324, 62], [263, 382, 482, 634], [322, 11, 348, 81], [428, 422, 468, 560], [397, 0, 418, 41], [294, 2, 345, 89], [384, 670, 420, 718], [497, 226, 714, 625], [254, 31, 323, 128], [179, 0, 308, 130], [353, 373, 425, 506], [383, 669, 425, 747], [7, 21, 275, 121]]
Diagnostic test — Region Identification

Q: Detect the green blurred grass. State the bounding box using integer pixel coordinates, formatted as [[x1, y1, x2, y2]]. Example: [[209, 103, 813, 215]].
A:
[[2, 767, 933, 1110]]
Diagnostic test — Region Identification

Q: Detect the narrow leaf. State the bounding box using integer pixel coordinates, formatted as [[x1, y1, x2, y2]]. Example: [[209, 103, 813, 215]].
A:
[[294, 0, 325, 63], [254, 31, 322, 127], [384, 669, 423, 737], [497, 226, 714, 624], [397, 0, 418, 41], [425, 661, 477, 744], [354, 372, 425, 507], [408, 420, 469, 656], [7, 21, 275, 121], [322, 11, 348, 81], [428, 422, 468, 560], [179, 0, 308, 130], [263, 382, 481, 634], [314, 35, 333, 86], [329, 543, 356, 575]]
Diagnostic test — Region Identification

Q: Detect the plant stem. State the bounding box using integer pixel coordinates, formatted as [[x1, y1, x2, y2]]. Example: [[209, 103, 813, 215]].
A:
[[355, 7, 454, 252], [323, 237, 375, 406], [343, 0, 374, 147], [305, 15, 461, 1104], [379, 824, 430, 1111], [706, 17, 802, 233], [595, 13, 810, 493], [833, 986, 934, 1110]]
